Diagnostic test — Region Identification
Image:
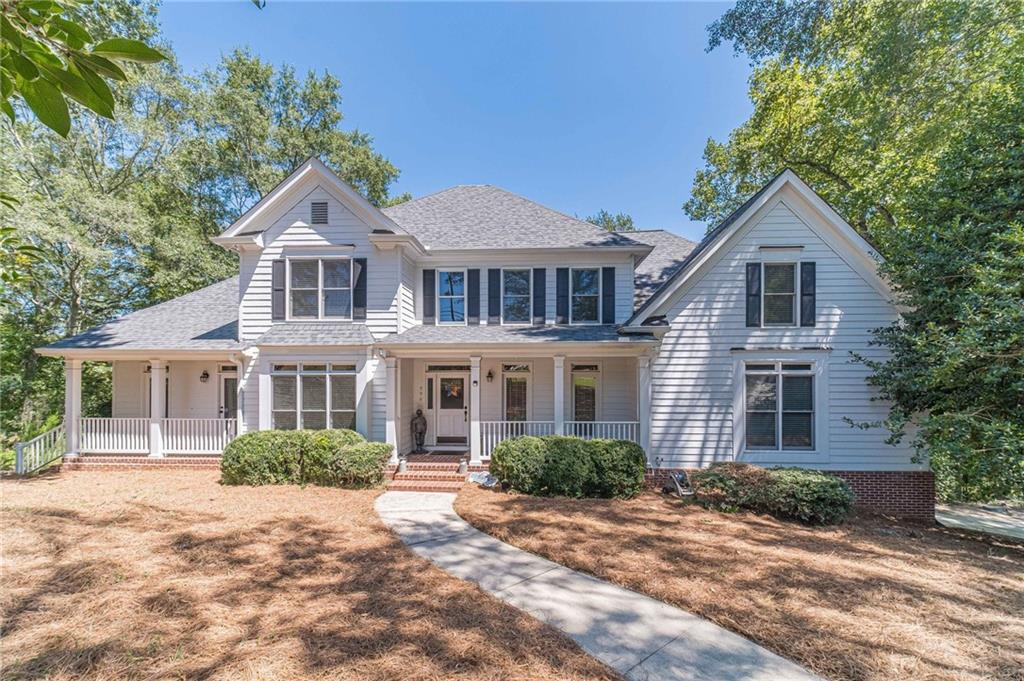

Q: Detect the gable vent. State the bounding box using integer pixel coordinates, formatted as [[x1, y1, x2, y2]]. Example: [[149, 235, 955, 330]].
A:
[[311, 201, 328, 224]]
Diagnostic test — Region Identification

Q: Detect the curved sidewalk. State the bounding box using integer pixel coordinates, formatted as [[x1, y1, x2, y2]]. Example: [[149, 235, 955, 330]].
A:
[[375, 491, 820, 681]]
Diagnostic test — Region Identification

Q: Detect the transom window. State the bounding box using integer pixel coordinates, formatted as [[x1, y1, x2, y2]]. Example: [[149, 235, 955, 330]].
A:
[[570, 268, 600, 324], [744, 362, 814, 451], [437, 270, 466, 324], [502, 269, 532, 324], [288, 258, 352, 320], [763, 263, 797, 326], [271, 362, 357, 430]]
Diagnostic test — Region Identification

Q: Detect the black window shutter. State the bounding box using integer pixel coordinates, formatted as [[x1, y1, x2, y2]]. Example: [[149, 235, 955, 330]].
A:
[[487, 269, 501, 324], [746, 263, 761, 327], [467, 269, 480, 325], [532, 268, 546, 325], [800, 262, 816, 327], [352, 258, 368, 320], [556, 268, 569, 324], [423, 269, 436, 325], [601, 267, 616, 324], [272, 260, 286, 321]]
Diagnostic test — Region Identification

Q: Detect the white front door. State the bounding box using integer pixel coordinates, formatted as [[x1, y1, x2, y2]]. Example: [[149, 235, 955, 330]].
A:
[[434, 373, 469, 446]]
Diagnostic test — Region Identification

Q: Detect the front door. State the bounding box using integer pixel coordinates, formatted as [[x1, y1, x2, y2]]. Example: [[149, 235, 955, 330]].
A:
[[434, 373, 469, 446], [220, 376, 238, 418]]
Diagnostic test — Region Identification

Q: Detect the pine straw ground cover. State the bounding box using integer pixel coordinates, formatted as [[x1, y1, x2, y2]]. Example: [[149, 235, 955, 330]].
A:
[[0, 471, 614, 681], [455, 486, 1024, 681]]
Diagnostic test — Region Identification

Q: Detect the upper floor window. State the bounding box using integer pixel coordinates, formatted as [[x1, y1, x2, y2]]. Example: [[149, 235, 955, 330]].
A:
[[744, 361, 814, 451], [570, 268, 600, 324], [502, 269, 531, 324], [437, 270, 465, 324], [311, 201, 328, 224], [289, 257, 351, 320], [763, 263, 796, 326]]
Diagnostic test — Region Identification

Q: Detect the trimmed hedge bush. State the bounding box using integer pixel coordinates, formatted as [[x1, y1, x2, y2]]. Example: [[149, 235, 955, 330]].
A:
[[691, 462, 855, 525], [220, 429, 393, 488], [489, 435, 646, 499]]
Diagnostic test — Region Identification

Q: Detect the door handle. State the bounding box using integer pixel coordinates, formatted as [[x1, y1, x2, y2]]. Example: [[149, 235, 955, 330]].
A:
[[464, 407, 468, 422]]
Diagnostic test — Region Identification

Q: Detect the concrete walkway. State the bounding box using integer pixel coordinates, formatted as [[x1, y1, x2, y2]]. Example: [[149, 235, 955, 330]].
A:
[[937, 503, 1024, 541], [375, 491, 820, 681]]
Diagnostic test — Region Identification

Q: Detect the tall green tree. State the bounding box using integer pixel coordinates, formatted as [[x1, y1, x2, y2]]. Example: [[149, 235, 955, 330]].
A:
[[586, 209, 635, 232], [691, 0, 1024, 500]]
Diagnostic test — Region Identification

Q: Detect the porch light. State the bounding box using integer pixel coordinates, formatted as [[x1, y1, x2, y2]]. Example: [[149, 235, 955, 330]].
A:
[[199, 370, 210, 383], [486, 370, 494, 383]]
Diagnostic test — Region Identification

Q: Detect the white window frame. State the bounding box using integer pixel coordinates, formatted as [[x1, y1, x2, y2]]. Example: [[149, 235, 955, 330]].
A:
[[286, 256, 353, 321], [570, 362, 601, 422], [731, 350, 830, 463], [270, 362, 358, 431], [436, 268, 468, 326], [569, 267, 602, 325], [500, 268, 533, 326], [501, 362, 532, 421], [761, 261, 799, 328]]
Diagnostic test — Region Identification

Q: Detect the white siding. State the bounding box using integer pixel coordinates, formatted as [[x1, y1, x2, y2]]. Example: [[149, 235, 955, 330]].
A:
[[112, 361, 144, 417], [112, 360, 222, 419], [238, 185, 400, 341], [648, 195, 917, 471]]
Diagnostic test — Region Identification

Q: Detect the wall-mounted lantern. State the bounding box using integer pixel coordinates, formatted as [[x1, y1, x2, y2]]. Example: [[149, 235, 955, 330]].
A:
[[199, 370, 210, 383]]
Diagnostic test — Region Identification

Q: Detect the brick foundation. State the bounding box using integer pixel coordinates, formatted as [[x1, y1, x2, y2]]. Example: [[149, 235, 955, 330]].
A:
[[646, 467, 935, 520]]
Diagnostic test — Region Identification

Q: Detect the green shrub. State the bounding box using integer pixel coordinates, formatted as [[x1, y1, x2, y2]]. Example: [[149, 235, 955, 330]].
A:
[[691, 462, 854, 525], [489, 435, 646, 499], [588, 439, 647, 498], [490, 435, 547, 493], [220, 428, 391, 489]]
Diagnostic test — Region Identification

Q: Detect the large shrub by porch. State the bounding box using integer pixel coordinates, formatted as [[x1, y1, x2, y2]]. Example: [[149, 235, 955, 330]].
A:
[[220, 429, 393, 488], [489, 435, 646, 499]]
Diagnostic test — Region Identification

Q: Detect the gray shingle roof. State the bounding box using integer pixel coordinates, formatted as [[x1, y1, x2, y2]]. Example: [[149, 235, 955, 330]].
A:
[[382, 185, 651, 251], [615, 230, 697, 309], [44, 277, 240, 351], [379, 324, 655, 345], [255, 322, 375, 346]]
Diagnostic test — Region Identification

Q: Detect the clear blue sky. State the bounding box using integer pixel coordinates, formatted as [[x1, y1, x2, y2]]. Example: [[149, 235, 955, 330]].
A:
[[158, 1, 751, 240]]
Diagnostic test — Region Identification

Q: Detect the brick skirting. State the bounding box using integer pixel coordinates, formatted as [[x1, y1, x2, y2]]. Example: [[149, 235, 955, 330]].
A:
[[646, 467, 935, 520], [61, 455, 221, 471]]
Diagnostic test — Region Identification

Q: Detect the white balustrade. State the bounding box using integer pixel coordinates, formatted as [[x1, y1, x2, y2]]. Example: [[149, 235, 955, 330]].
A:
[[14, 422, 65, 474], [480, 421, 555, 458], [162, 418, 238, 454], [80, 418, 150, 454], [565, 421, 639, 442]]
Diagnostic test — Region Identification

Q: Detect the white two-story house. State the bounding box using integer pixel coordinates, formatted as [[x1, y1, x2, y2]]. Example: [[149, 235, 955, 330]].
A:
[[38, 159, 933, 516]]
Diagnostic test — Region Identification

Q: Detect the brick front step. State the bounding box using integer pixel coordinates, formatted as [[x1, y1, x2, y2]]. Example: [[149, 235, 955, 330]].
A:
[[393, 470, 467, 482], [386, 479, 465, 493]]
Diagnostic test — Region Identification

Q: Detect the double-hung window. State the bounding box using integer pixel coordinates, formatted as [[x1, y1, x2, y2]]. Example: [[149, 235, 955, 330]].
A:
[[502, 363, 530, 421], [502, 269, 531, 324], [763, 263, 796, 326], [570, 268, 600, 323], [744, 362, 814, 451], [289, 258, 352, 320], [271, 363, 357, 430], [437, 270, 466, 324]]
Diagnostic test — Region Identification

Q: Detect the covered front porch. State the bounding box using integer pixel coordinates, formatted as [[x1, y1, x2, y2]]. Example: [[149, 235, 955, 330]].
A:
[[380, 343, 655, 465]]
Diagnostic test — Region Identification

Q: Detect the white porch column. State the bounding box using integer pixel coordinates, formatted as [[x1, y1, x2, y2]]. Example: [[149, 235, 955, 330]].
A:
[[637, 355, 652, 459], [356, 348, 374, 437], [553, 355, 565, 435], [64, 358, 82, 457], [384, 356, 399, 462], [469, 356, 482, 464], [148, 360, 165, 457]]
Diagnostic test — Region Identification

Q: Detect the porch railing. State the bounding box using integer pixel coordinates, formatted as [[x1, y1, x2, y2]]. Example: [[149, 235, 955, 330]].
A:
[[13, 422, 65, 474], [480, 421, 555, 458], [565, 421, 639, 442], [163, 418, 237, 455], [81, 417, 149, 454]]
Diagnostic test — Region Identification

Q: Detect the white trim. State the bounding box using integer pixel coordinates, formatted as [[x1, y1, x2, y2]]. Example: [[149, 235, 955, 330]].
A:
[[761, 261, 799, 328], [436, 268, 469, 326], [731, 349, 831, 463], [569, 266, 602, 325], [500, 267, 533, 326]]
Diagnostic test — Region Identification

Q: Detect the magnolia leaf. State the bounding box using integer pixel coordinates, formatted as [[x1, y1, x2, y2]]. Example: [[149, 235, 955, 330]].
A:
[[0, 100, 14, 123], [0, 70, 12, 100], [53, 16, 93, 44], [91, 38, 166, 64], [74, 53, 127, 81], [19, 76, 70, 136], [9, 52, 40, 80], [40, 64, 113, 118], [69, 60, 114, 112]]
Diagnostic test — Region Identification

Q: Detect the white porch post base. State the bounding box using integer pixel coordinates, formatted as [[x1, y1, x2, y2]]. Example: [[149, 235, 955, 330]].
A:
[[64, 358, 82, 457], [469, 356, 482, 464], [553, 355, 565, 435], [148, 359, 165, 458], [384, 356, 399, 463]]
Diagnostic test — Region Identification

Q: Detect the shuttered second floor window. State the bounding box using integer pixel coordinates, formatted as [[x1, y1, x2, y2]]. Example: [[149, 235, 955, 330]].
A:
[[502, 269, 531, 324], [289, 258, 352, 320], [570, 268, 600, 323], [437, 270, 466, 323]]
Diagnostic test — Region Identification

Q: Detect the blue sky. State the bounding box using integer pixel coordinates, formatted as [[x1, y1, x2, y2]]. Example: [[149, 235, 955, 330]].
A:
[[158, 2, 751, 240]]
